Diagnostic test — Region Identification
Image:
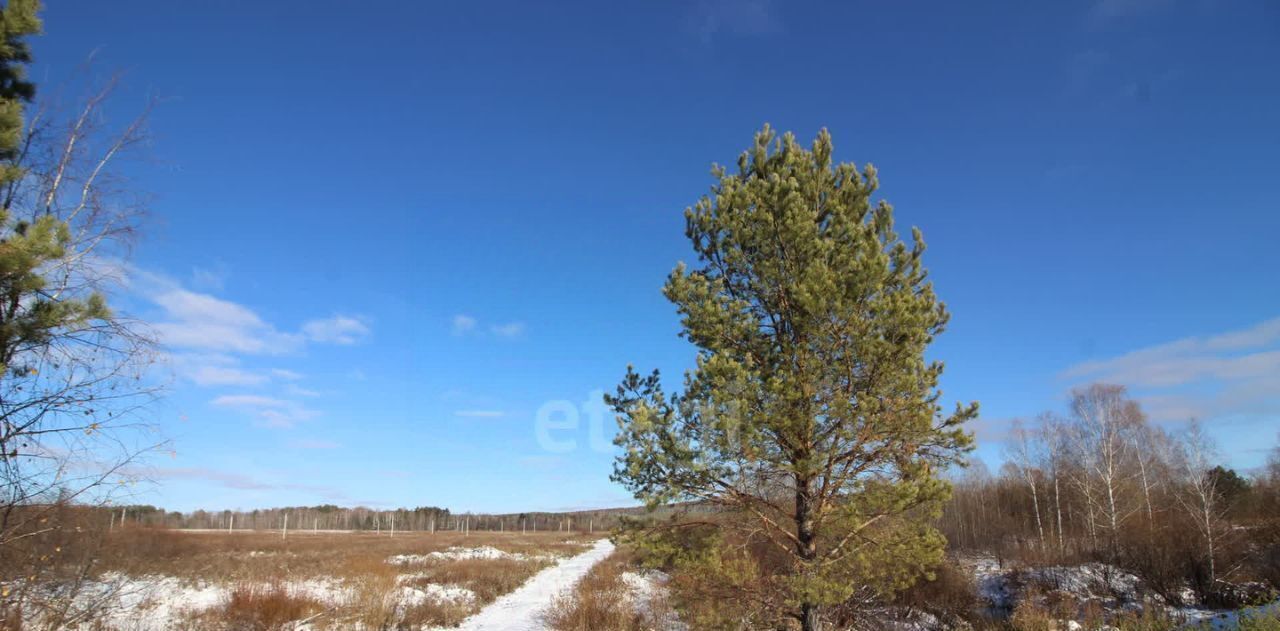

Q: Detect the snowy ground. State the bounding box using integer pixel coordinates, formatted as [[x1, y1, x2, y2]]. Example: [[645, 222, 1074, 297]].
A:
[[8, 539, 610, 630], [620, 569, 686, 630], [388, 545, 556, 565], [958, 553, 1278, 628], [1180, 599, 1280, 629], [445, 538, 615, 631]]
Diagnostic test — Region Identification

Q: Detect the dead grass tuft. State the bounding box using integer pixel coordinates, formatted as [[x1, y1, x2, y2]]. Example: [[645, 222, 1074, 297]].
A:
[[544, 548, 671, 631], [405, 557, 550, 605], [399, 598, 475, 628], [213, 582, 325, 629]]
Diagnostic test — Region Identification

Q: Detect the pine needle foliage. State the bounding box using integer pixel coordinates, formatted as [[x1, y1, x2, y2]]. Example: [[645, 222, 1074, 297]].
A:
[[608, 126, 977, 630]]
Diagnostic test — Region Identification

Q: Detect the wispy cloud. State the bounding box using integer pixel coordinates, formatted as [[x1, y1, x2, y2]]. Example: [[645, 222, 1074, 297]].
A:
[[452, 314, 477, 335], [150, 466, 347, 500], [1090, 0, 1173, 20], [686, 0, 782, 43], [455, 409, 505, 419], [134, 269, 372, 356], [289, 439, 341, 450], [211, 394, 320, 428], [302, 315, 370, 345], [172, 354, 267, 387], [1064, 317, 1280, 387], [490, 322, 526, 338], [1062, 316, 1280, 421], [152, 288, 302, 355], [124, 268, 372, 434], [453, 314, 525, 338], [968, 416, 1017, 444], [284, 384, 322, 398], [190, 263, 228, 292]]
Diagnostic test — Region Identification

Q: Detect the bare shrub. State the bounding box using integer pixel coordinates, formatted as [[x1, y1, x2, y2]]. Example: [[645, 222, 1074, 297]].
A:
[[891, 559, 980, 627]]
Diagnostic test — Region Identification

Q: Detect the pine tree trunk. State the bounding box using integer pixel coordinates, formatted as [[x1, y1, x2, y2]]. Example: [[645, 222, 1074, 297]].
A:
[[802, 603, 820, 631], [796, 477, 821, 631]]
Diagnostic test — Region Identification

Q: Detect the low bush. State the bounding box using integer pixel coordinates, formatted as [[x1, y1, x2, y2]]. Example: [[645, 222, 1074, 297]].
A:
[[215, 583, 324, 629], [892, 559, 981, 626]]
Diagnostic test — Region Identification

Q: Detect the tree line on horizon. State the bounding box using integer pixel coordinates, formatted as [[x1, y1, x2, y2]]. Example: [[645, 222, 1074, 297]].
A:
[[90, 503, 644, 534]]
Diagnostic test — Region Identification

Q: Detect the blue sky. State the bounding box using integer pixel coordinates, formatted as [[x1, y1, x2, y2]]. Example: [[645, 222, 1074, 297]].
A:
[[29, 0, 1279, 513]]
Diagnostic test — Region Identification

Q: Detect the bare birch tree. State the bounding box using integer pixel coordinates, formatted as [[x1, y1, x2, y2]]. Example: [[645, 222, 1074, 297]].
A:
[[0, 36, 162, 625], [1068, 384, 1143, 558], [1174, 420, 1227, 592], [1006, 419, 1045, 546]]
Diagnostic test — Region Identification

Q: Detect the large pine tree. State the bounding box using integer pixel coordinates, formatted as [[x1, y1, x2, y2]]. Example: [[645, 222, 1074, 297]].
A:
[[609, 126, 976, 630]]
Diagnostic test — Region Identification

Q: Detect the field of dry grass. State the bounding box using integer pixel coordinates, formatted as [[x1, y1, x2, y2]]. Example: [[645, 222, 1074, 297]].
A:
[[4, 527, 596, 630], [543, 547, 678, 631]]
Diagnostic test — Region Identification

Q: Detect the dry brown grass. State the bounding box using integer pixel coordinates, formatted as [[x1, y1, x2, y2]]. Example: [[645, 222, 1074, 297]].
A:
[[214, 582, 326, 630], [544, 548, 673, 631], [9, 528, 596, 630], [83, 528, 585, 583], [399, 597, 476, 628], [405, 557, 552, 605]]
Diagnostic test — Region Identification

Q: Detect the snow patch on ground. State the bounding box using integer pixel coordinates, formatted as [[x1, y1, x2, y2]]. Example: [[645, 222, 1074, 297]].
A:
[[280, 576, 350, 607], [388, 545, 552, 565], [397, 582, 478, 610], [1180, 599, 1280, 629], [442, 538, 615, 631], [862, 608, 944, 630], [959, 554, 1144, 610], [17, 573, 227, 630], [957, 554, 1018, 610], [1025, 563, 1143, 602], [16, 569, 481, 630], [958, 553, 1278, 629], [620, 569, 686, 630]]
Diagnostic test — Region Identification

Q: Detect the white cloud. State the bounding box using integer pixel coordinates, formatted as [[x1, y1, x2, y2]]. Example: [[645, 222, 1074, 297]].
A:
[[452, 314, 477, 335], [211, 394, 319, 428], [289, 439, 341, 450], [455, 410, 505, 418], [285, 384, 322, 398], [1064, 317, 1280, 388], [186, 364, 268, 387], [452, 314, 526, 338], [149, 466, 347, 499], [1063, 316, 1280, 421], [490, 321, 526, 338], [211, 394, 288, 408], [190, 264, 228, 292], [272, 368, 303, 380], [302, 315, 370, 345], [171, 353, 267, 387], [152, 288, 302, 355], [134, 269, 372, 355]]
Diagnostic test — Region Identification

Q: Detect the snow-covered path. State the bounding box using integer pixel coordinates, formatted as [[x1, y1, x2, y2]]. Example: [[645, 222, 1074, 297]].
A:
[[452, 538, 615, 631]]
